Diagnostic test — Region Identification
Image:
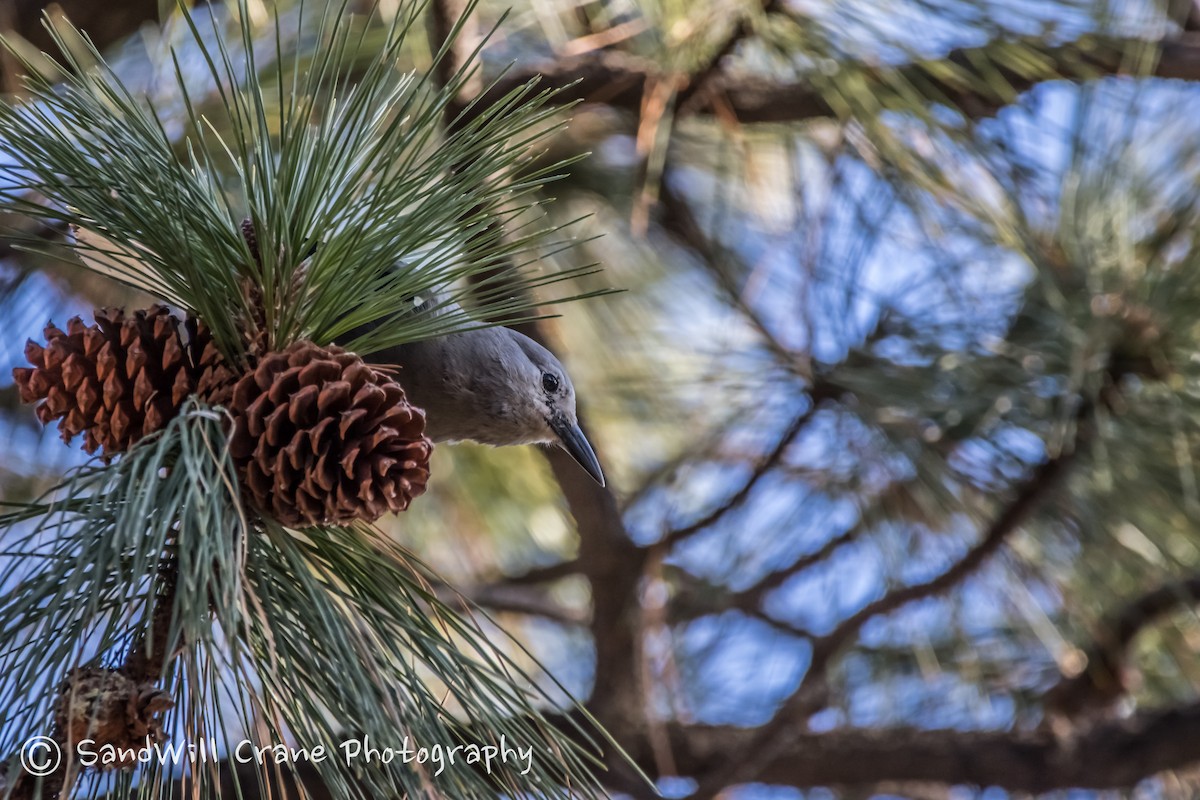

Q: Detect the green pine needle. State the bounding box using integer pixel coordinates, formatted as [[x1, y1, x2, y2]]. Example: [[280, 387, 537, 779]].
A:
[[0, 3, 628, 796], [0, 400, 617, 798], [0, 402, 249, 771], [0, 0, 600, 364]]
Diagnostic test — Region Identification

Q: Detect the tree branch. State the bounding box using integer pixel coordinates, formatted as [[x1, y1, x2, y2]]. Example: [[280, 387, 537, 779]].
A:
[[430, 578, 588, 626], [501, 558, 582, 585], [721, 525, 861, 613], [653, 705, 1200, 793], [806, 439, 1078, 674], [1045, 575, 1200, 723], [461, 33, 1200, 127], [148, 700, 1200, 796], [661, 404, 821, 548], [690, 405, 1092, 797]]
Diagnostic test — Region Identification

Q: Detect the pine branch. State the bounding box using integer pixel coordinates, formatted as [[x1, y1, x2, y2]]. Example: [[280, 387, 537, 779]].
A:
[[0, 404, 237, 800], [0, 0, 598, 361], [459, 33, 1200, 126]]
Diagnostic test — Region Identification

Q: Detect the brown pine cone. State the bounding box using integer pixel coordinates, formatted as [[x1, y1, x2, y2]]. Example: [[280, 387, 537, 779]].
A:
[[227, 340, 431, 527], [12, 306, 219, 457], [12, 306, 237, 457], [54, 667, 174, 769], [234, 218, 314, 359]]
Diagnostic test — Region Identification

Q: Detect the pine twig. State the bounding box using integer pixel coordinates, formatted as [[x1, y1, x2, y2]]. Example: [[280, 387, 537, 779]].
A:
[[122, 558, 179, 685]]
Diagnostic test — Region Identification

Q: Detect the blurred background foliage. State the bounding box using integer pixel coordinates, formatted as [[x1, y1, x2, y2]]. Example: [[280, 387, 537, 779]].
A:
[[6, 0, 1200, 796]]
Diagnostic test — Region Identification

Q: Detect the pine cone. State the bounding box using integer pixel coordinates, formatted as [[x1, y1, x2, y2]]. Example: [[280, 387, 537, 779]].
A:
[[234, 218, 312, 358], [12, 306, 228, 457], [186, 316, 240, 407], [227, 340, 431, 527], [54, 667, 174, 768], [240, 217, 260, 265]]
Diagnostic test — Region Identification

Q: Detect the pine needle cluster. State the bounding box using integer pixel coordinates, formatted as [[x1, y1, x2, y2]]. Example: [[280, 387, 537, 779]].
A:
[[0, 1, 619, 797]]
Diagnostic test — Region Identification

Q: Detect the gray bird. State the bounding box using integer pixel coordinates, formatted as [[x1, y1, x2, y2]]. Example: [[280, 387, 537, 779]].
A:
[[355, 297, 605, 487]]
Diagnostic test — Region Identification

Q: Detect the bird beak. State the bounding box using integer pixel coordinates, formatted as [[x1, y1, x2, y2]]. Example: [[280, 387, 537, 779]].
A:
[[550, 417, 606, 487]]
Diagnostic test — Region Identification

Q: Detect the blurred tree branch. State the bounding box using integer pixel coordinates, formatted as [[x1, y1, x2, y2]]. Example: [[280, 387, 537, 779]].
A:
[[500, 558, 582, 584], [809, 429, 1083, 674], [685, 401, 1093, 796], [648, 704, 1200, 793], [462, 33, 1200, 127], [661, 403, 822, 548], [152, 694, 1200, 795], [0, 0, 175, 85], [718, 482, 925, 615], [429, 578, 588, 625], [1045, 575, 1200, 725]]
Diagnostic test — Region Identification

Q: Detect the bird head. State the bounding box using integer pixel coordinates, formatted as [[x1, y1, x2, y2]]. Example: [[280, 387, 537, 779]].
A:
[[491, 331, 605, 487]]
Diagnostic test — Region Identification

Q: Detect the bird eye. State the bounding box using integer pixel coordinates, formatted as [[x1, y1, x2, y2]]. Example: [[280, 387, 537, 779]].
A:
[[542, 372, 560, 393]]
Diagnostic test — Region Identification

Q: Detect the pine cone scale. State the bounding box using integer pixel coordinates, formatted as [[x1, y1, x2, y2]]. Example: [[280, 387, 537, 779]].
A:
[[61, 355, 88, 392], [338, 408, 368, 437], [283, 436, 308, 471], [265, 404, 294, 447], [76, 381, 100, 415], [313, 452, 337, 492], [171, 370, 192, 405], [317, 381, 352, 413], [12, 367, 35, 402], [308, 416, 336, 450], [24, 339, 45, 367], [133, 368, 157, 412], [289, 384, 320, 425], [95, 341, 117, 378]]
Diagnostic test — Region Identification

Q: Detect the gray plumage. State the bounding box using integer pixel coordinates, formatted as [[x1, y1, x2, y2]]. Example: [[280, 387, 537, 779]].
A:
[[356, 293, 605, 486]]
